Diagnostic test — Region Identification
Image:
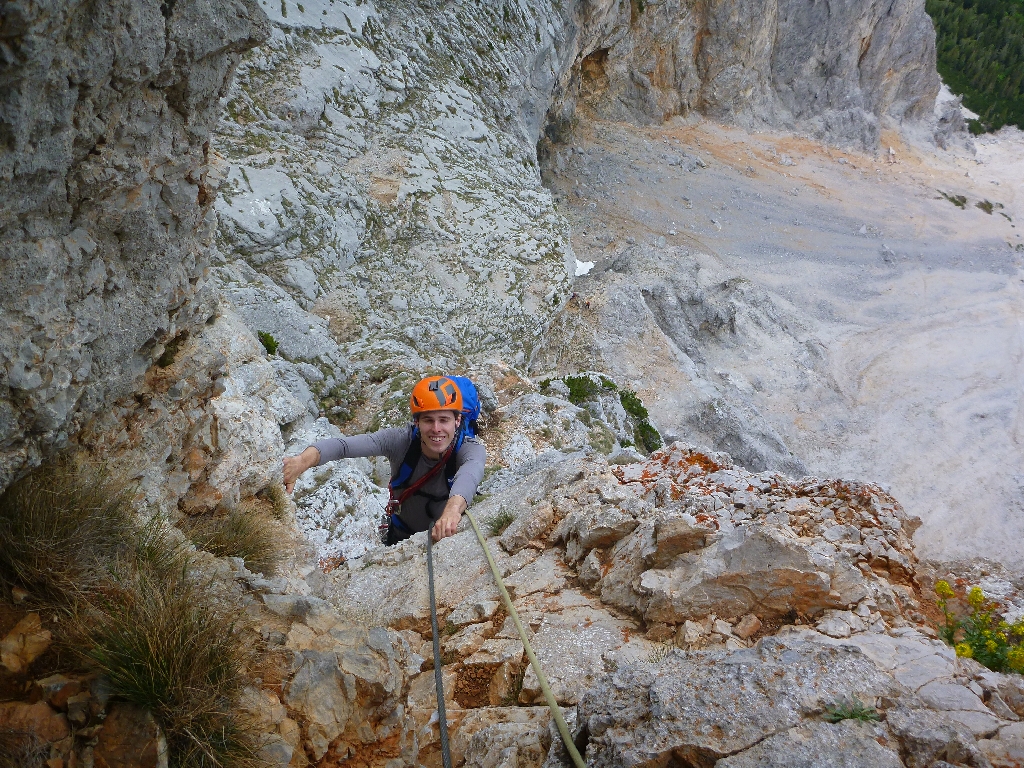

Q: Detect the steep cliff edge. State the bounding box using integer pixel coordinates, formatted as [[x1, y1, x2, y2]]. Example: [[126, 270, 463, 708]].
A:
[[0, 0, 946, 497], [0, 0, 270, 489]]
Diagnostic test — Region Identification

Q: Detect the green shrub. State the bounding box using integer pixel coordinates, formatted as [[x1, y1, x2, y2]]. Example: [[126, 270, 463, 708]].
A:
[[599, 376, 618, 391], [619, 389, 649, 419], [936, 581, 1024, 673], [486, 507, 516, 536], [563, 375, 600, 404], [634, 419, 663, 453], [257, 330, 278, 356], [823, 699, 880, 723], [182, 505, 283, 576], [976, 199, 995, 214]]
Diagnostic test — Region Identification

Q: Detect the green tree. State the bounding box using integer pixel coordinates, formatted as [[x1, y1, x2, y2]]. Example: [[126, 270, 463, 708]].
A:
[[926, 0, 1024, 131]]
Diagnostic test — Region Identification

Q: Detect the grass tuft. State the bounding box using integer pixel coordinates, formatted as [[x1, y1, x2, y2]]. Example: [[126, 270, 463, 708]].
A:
[[0, 460, 149, 607], [72, 570, 264, 768], [0, 729, 48, 768], [182, 504, 283, 576], [486, 507, 516, 537], [643, 643, 672, 664], [939, 190, 968, 208], [0, 459, 268, 768], [823, 699, 880, 723], [263, 483, 290, 521]]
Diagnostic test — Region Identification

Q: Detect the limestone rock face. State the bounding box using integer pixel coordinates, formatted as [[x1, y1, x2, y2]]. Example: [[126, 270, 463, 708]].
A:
[[553, 0, 939, 149], [0, 0, 270, 490], [73, 305, 301, 515], [579, 638, 905, 765], [714, 720, 905, 768]]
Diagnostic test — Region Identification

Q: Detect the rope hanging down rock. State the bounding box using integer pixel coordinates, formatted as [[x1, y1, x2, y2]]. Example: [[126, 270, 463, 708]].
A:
[[426, 531, 454, 768], [423, 512, 586, 768], [463, 510, 587, 768]]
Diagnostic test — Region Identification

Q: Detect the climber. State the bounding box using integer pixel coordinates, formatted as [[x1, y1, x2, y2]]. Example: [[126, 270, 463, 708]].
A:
[[282, 375, 486, 544]]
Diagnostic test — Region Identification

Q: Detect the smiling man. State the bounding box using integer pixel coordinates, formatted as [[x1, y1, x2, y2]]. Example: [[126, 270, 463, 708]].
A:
[[283, 376, 486, 544]]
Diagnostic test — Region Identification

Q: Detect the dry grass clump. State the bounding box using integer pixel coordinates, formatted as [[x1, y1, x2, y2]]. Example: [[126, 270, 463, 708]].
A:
[[0, 729, 48, 768], [74, 570, 263, 767], [0, 459, 267, 768], [0, 459, 140, 606], [258, 483, 291, 521], [182, 504, 283, 576]]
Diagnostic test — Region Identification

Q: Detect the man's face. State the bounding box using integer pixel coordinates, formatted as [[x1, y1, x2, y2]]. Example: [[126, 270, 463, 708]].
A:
[[416, 410, 461, 458]]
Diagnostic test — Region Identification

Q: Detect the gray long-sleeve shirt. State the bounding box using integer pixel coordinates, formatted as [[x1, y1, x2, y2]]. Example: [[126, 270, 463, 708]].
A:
[[312, 425, 486, 533]]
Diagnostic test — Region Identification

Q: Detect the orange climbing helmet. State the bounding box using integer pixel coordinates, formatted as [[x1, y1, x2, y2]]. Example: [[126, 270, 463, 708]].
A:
[[410, 375, 463, 415]]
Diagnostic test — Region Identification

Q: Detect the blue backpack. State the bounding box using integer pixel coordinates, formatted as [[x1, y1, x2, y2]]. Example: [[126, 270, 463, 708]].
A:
[[446, 375, 481, 440]]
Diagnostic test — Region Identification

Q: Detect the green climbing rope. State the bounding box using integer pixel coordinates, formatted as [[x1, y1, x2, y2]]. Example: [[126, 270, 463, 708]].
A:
[[463, 510, 587, 768]]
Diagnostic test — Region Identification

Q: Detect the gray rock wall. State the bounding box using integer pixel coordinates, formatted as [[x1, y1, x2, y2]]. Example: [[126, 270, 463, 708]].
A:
[[0, 0, 942, 493], [0, 0, 270, 488], [553, 0, 939, 148]]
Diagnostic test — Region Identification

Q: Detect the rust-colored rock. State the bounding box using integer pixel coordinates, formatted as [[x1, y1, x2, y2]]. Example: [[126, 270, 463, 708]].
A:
[[93, 704, 167, 768], [0, 612, 52, 673], [0, 700, 70, 742], [733, 614, 763, 640]]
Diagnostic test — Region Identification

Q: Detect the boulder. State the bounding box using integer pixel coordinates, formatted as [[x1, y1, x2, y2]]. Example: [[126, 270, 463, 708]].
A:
[[518, 602, 634, 706], [716, 720, 904, 767], [93, 704, 168, 768], [460, 707, 552, 768], [644, 513, 716, 568], [634, 525, 868, 623], [500, 501, 556, 554], [0, 700, 70, 743], [978, 734, 1024, 768], [578, 638, 904, 766], [284, 623, 410, 761], [0, 612, 51, 673], [886, 706, 992, 768]]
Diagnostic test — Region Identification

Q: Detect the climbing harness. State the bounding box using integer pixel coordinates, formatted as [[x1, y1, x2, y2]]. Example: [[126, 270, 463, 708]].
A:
[[421, 513, 587, 768], [379, 442, 455, 545]]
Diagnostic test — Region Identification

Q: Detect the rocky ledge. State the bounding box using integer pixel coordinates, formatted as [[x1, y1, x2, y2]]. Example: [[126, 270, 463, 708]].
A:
[[3, 433, 1023, 767]]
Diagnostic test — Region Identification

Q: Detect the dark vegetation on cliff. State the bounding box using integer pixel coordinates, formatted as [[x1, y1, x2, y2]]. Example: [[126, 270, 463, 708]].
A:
[[928, 0, 1024, 131]]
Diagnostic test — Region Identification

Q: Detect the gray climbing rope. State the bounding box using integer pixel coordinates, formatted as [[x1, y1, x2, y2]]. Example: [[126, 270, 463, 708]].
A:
[[426, 530, 454, 768]]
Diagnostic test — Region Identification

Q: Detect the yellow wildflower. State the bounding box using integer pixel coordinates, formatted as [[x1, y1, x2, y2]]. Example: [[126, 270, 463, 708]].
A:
[[986, 639, 998, 653], [968, 587, 985, 610], [1008, 647, 1024, 673], [955, 643, 973, 658], [935, 580, 955, 599]]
